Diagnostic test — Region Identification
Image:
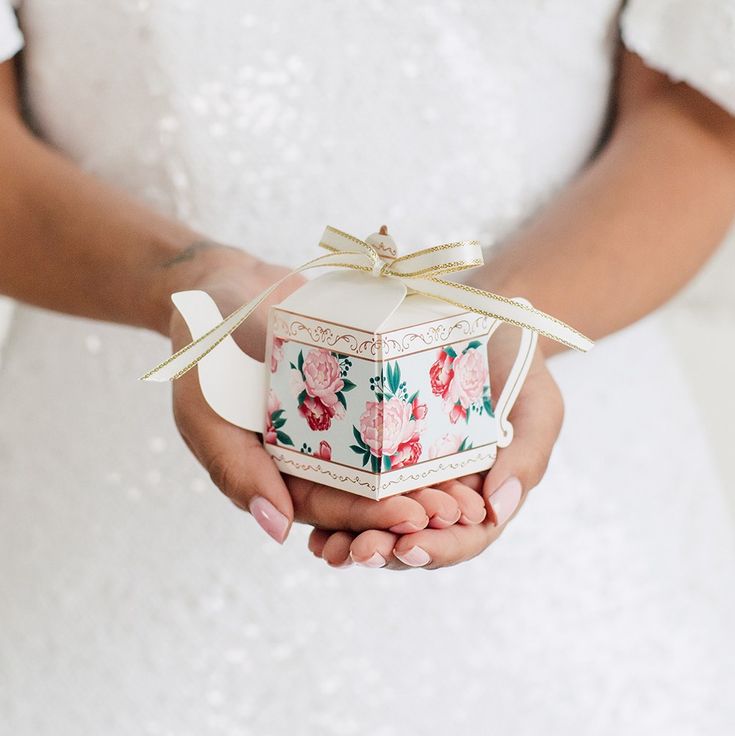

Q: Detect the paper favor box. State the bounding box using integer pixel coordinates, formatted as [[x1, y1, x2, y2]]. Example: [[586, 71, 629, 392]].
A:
[[146, 226, 592, 498], [164, 229, 540, 499], [261, 272, 501, 498]]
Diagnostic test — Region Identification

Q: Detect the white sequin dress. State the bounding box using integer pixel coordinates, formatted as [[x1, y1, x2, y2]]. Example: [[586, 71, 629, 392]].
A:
[[1, 2, 734, 734]]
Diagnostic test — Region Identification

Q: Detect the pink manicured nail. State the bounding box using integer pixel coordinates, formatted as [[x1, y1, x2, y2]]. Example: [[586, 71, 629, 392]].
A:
[[394, 546, 431, 567], [488, 477, 522, 526], [389, 519, 427, 534], [249, 496, 289, 544], [352, 551, 386, 568]]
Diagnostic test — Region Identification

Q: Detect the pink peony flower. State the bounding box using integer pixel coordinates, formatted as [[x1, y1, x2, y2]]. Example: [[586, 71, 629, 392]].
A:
[[447, 346, 488, 409], [270, 337, 285, 373], [359, 397, 416, 458], [389, 438, 422, 469], [428, 433, 463, 459], [449, 403, 467, 424], [316, 440, 332, 461], [429, 349, 455, 399], [299, 395, 332, 431], [412, 396, 427, 420], [302, 349, 344, 411], [289, 368, 306, 397], [265, 390, 281, 444], [267, 389, 281, 415]]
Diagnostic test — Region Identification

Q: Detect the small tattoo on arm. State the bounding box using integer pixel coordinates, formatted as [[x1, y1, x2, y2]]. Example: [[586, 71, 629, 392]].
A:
[[161, 240, 237, 269]]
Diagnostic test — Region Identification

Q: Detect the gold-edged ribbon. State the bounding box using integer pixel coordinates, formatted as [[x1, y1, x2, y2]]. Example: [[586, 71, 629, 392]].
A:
[[141, 226, 593, 382]]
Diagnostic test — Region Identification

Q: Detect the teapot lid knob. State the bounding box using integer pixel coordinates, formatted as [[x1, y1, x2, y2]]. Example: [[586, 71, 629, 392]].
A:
[[365, 225, 397, 261]]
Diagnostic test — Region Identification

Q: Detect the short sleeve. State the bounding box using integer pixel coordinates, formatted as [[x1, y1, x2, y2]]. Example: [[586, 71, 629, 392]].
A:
[[0, 0, 22, 62], [621, 0, 735, 116]]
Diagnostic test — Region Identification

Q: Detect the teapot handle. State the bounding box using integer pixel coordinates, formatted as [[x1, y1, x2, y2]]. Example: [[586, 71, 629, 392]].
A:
[[489, 297, 539, 449], [171, 291, 267, 432]]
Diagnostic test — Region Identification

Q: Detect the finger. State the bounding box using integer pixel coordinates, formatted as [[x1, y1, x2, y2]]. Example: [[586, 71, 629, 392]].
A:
[[349, 530, 398, 569], [286, 476, 429, 533], [455, 473, 484, 493], [404, 487, 461, 528], [308, 528, 331, 557], [483, 365, 564, 527], [433, 478, 487, 525], [321, 531, 356, 568], [174, 371, 294, 544], [392, 523, 499, 570]]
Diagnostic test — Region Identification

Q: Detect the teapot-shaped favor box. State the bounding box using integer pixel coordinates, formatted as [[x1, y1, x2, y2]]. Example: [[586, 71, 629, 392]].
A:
[[144, 227, 591, 499]]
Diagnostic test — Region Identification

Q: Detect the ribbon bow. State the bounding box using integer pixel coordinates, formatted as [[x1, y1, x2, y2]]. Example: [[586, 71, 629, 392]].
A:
[[142, 226, 592, 382]]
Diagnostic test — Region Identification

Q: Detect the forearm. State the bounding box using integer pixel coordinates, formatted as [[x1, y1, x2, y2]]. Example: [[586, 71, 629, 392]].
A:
[[471, 57, 735, 354], [0, 62, 250, 334]]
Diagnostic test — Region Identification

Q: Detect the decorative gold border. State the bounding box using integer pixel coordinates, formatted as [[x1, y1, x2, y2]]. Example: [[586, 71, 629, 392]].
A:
[[271, 454, 377, 491], [378, 449, 496, 489], [271, 309, 493, 359], [272, 441, 497, 475], [267, 445, 497, 496]]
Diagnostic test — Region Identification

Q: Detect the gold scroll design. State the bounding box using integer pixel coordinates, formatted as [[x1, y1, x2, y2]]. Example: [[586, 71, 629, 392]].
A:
[[270, 448, 496, 492], [271, 313, 492, 359]]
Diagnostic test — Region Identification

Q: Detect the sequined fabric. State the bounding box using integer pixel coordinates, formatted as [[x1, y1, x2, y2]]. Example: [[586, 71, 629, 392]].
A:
[[1, 2, 735, 734]]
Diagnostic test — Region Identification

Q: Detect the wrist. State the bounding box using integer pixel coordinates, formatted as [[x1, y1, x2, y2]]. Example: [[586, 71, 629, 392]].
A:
[[145, 235, 260, 336]]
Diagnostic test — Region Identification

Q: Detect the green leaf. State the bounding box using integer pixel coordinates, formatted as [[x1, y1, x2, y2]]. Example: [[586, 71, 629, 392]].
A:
[[276, 430, 294, 446], [464, 405, 470, 424], [272, 416, 286, 429], [382, 455, 392, 471], [289, 361, 297, 370], [271, 408, 285, 422], [297, 350, 304, 375], [337, 392, 347, 409], [458, 437, 470, 452], [387, 362, 400, 394], [350, 444, 366, 455], [353, 425, 366, 447], [483, 395, 494, 417], [407, 390, 418, 405], [444, 346, 457, 358], [297, 389, 307, 406], [464, 340, 482, 352], [374, 392, 384, 402], [361, 452, 370, 467], [342, 379, 357, 392], [370, 454, 380, 473]]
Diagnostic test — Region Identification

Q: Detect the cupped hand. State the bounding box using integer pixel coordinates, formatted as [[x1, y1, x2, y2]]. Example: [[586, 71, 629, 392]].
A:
[[165, 246, 458, 544], [308, 325, 564, 569]]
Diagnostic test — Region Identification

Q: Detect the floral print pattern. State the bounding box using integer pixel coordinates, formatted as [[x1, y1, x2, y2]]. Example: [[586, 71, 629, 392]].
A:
[[350, 362, 426, 472], [429, 341, 492, 424], [266, 335, 494, 472], [264, 389, 293, 447], [289, 348, 355, 431]]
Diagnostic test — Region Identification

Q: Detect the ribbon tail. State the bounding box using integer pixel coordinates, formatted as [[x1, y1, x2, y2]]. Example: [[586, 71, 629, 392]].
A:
[[404, 277, 594, 352], [140, 251, 372, 382]]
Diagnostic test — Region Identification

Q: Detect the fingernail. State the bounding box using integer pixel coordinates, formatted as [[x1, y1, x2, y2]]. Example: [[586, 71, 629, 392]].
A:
[[394, 546, 431, 567], [249, 496, 289, 544], [389, 517, 428, 534], [460, 508, 487, 525], [433, 509, 462, 527], [351, 551, 386, 568], [488, 476, 522, 526]]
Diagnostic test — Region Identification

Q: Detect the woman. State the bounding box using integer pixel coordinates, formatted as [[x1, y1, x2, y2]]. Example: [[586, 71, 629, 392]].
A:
[[1, 1, 734, 733]]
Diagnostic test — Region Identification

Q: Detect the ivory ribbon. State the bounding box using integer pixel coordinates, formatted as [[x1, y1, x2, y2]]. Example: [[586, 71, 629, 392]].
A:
[[142, 226, 593, 381]]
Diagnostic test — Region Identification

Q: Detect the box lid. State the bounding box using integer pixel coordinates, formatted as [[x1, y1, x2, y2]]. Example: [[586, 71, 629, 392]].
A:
[[277, 269, 466, 335]]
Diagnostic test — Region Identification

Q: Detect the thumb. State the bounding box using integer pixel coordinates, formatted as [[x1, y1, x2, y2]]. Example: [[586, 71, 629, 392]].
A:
[[483, 366, 564, 527]]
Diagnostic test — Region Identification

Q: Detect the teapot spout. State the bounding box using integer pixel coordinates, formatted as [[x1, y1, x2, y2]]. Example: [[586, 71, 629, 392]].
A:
[[171, 290, 267, 432]]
